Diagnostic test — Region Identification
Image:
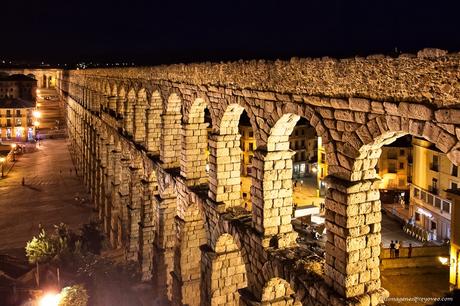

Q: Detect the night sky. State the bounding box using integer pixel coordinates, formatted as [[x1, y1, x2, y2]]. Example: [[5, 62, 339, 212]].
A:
[[1, 0, 460, 65]]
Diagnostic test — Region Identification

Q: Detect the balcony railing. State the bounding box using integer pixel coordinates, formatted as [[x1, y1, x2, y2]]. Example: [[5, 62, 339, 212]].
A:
[[411, 185, 451, 215]]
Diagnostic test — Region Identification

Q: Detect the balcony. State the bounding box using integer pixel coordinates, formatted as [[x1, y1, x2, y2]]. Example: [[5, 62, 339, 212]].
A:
[[411, 185, 451, 216]]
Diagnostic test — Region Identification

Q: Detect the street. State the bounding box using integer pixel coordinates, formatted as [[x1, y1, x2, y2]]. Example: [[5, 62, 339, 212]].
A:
[[0, 139, 93, 257]]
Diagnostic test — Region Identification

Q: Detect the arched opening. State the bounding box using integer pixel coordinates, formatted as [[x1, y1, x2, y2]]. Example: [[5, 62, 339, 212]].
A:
[[117, 86, 126, 118], [209, 233, 247, 306], [261, 277, 301, 306], [239, 110, 256, 211], [210, 104, 256, 210], [371, 133, 458, 302]]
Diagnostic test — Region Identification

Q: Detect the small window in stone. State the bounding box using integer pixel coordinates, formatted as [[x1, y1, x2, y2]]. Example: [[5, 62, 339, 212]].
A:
[[321, 153, 326, 163], [452, 165, 458, 177], [399, 162, 404, 170]]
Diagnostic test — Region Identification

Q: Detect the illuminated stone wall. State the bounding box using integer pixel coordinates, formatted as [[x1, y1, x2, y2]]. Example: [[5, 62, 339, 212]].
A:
[[57, 49, 460, 306]]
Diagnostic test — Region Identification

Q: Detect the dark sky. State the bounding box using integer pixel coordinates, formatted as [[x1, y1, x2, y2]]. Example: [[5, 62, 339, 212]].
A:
[[1, 0, 459, 65]]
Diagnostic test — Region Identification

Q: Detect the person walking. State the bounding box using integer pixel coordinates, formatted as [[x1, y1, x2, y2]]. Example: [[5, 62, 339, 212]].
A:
[[390, 240, 395, 258], [408, 243, 412, 258], [395, 240, 400, 258]]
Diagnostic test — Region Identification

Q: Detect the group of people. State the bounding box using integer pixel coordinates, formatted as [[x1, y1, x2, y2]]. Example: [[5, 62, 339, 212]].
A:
[[389, 240, 413, 258]]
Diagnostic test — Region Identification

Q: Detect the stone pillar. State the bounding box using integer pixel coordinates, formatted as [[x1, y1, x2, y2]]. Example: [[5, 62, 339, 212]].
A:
[[154, 194, 177, 302], [109, 151, 122, 247], [127, 165, 143, 262], [207, 133, 241, 210], [251, 149, 298, 248], [160, 113, 182, 168], [145, 108, 161, 155], [108, 96, 117, 113], [116, 97, 125, 117], [139, 178, 157, 281], [133, 104, 146, 144], [323, 175, 388, 303], [124, 98, 134, 136], [180, 122, 208, 186], [119, 159, 132, 250]]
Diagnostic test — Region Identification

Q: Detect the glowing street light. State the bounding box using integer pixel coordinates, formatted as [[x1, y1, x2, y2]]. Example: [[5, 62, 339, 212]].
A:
[[33, 110, 42, 118], [11, 143, 17, 161], [34, 121, 40, 127]]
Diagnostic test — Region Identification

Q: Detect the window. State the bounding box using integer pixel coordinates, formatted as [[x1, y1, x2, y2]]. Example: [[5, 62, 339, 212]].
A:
[[452, 165, 458, 177], [248, 131, 253, 138], [431, 221, 437, 230], [442, 201, 451, 214], [388, 162, 396, 173], [301, 140, 305, 148], [452, 182, 458, 190], [415, 212, 420, 221], [248, 155, 253, 164], [432, 178, 438, 194], [321, 153, 326, 163], [400, 149, 404, 156], [16, 110, 20, 116], [6, 119, 11, 127], [431, 155, 439, 171], [6, 110, 11, 117], [399, 162, 404, 170], [248, 143, 254, 152]]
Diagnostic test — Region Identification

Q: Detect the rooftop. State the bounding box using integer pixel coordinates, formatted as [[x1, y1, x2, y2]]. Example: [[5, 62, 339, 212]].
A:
[[0, 97, 35, 108], [0, 74, 36, 82]]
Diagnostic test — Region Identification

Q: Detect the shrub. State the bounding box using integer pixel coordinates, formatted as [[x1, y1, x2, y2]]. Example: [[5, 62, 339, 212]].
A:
[[59, 284, 89, 306]]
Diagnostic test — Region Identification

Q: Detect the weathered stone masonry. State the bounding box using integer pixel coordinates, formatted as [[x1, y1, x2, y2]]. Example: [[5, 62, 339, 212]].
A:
[[58, 48, 460, 306]]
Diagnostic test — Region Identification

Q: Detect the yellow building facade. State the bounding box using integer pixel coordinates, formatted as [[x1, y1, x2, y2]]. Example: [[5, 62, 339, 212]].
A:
[[409, 138, 459, 241]]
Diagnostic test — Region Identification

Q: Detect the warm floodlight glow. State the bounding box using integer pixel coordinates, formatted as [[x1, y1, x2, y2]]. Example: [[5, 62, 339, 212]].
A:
[[34, 121, 40, 127], [311, 167, 318, 173], [438, 256, 449, 265], [0, 157, 5, 163], [11, 144, 17, 149], [33, 110, 42, 118], [39, 292, 61, 306]]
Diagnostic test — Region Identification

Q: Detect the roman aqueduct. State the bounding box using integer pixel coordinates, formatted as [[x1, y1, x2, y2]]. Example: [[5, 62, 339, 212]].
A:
[[56, 48, 460, 306]]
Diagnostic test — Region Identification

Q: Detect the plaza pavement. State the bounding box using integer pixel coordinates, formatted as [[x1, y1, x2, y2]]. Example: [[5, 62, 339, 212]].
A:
[[0, 139, 94, 258]]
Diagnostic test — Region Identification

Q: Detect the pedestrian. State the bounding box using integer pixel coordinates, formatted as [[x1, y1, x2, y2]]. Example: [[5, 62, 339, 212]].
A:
[[395, 240, 400, 258], [408, 243, 412, 258], [390, 240, 395, 258], [22, 177, 25, 186]]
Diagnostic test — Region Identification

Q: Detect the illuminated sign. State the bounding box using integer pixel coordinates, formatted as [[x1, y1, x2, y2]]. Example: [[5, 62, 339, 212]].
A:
[[417, 208, 432, 218]]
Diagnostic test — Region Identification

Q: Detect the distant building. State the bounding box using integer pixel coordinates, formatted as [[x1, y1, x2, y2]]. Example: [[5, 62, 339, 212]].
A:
[[378, 136, 413, 192], [409, 137, 459, 241], [289, 118, 317, 178], [317, 136, 328, 196], [239, 124, 256, 176], [0, 74, 37, 142]]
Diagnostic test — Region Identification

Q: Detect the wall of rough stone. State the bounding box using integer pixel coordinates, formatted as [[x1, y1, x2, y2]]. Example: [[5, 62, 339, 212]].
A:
[[57, 50, 460, 306]]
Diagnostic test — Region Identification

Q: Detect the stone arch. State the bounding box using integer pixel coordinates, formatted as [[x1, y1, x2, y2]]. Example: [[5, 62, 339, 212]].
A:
[[208, 103, 255, 209], [261, 278, 301, 306], [251, 113, 307, 248], [180, 97, 211, 186], [322, 110, 460, 301], [160, 92, 182, 168], [124, 88, 136, 136], [204, 233, 248, 306], [117, 85, 126, 116], [145, 90, 162, 154]]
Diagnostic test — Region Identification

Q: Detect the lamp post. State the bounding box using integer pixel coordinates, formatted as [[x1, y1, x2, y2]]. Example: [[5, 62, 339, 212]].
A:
[[0, 157, 5, 178]]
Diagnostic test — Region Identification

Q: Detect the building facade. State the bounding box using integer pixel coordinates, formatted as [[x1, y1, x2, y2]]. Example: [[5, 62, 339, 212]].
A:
[[0, 75, 37, 142], [409, 138, 460, 241]]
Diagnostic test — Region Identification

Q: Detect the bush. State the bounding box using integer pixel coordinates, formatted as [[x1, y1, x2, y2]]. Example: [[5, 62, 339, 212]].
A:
[[25, 228, 64, 264], [59, 284, 89, 306]]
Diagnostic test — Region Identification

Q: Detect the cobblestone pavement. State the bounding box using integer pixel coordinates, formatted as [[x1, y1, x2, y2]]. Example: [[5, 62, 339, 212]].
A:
[[0, 139, 94, 257]]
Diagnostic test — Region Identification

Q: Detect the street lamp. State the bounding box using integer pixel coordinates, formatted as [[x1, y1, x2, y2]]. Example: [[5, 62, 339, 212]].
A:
[[33, 110, 41, 119], [0, 157, 5, 178]]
